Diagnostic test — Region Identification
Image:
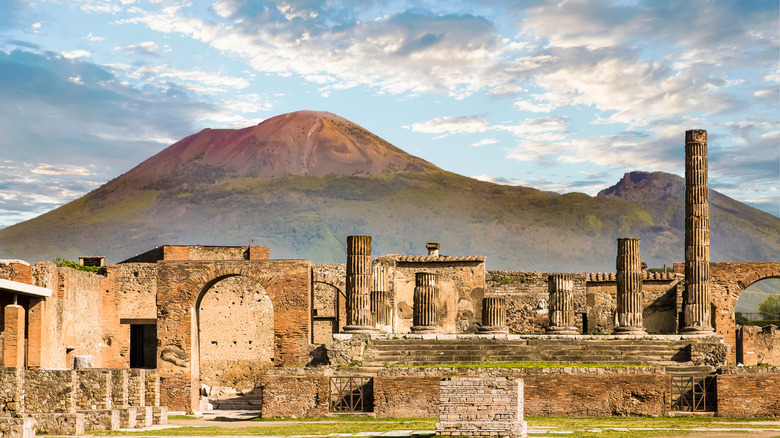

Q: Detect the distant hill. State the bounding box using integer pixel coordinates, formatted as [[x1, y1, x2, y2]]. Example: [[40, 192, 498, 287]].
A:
[[0, 111, 778, 271]]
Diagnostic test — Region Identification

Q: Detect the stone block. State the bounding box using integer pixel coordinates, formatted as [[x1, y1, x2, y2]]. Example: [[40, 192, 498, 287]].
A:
[[118, 407, 137, 429], [80, 409, 120, 431], [29, 413, 84, 436]]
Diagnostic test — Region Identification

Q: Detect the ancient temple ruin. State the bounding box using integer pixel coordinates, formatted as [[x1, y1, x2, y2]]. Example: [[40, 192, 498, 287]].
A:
[[1, 130, 778, 429]]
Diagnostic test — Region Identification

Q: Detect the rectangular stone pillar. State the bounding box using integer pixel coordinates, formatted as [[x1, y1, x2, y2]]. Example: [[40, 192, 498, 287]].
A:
[[26, 297, 50, 368], [4, 304, 25, 368], [436, 376, 526, 438]]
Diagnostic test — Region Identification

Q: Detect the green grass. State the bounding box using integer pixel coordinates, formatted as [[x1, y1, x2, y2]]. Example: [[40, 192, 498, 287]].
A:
[[391, 361, 646, 369], [86, 417, 436, 436], [81, 415, 780, 438]]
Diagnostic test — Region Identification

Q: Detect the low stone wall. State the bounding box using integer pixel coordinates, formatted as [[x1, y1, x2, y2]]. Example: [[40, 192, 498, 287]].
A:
[[436, 376, 526, 438], [259, 376, 329, 418], [374, 376, 439, 418], [716, 367, 780, 417], [0, 367, 166, 434], [0, 417, 35, 438], [375, 367, 669, 417]]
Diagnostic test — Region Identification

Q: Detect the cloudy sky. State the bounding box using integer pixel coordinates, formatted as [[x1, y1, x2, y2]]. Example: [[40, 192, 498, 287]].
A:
[[0, 0, 778, 228]]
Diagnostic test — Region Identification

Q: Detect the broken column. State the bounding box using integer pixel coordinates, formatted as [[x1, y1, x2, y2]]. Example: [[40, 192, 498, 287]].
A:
[[370, 264, 392, 333], [411, 272, 440, 333], [478, 297, 508, 334], [682, 129, 714, 334], [343, 235, 375, 333], [614, 238, 646, 335], [546, 274, 578, 334]]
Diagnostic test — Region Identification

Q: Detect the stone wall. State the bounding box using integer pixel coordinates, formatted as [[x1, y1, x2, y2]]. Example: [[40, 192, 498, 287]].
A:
[[313, 264, 346, 342], [737, 325, 780, 366], [387, 257, 486, 333], [259, 375, 329, 418], [198, 275, 274, 390], [155, 259, 312, 412], [0, 368, 21, 416], [716, 367, 780, 417], [436, 376, 526, 438], [373, 376, 439, 418], [487, 271, 586, 334]]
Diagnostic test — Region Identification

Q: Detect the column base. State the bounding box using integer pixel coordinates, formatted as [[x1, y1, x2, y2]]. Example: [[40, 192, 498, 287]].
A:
[[613, 326, 647, 335], [545, 326, 579, 335], [342, 325, 376, 334], [410, 325, 440, 334], [477, 326, 508, 334], [680, 325, 715, 335]]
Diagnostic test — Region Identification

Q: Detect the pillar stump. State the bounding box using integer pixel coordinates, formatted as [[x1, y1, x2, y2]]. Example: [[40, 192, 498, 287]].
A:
[[682, 130, 714, 334], [478, 297, 508, 334], [411, 272, 440, 334], [343, 235, 375, 333], [371, 264, 392, 333], [546, 274, 578, 334], [614, 238, 646, 335]]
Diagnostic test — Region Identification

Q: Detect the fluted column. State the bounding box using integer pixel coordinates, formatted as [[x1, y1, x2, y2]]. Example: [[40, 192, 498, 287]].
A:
[[411, 272, 440, 333], [343, 235, 375, 333], [615, 238, 646, 334], [371, 264, 393, 333], [682, 130, 714, 334], [546, 273, 578, 334], [478, 297, 508, 334]]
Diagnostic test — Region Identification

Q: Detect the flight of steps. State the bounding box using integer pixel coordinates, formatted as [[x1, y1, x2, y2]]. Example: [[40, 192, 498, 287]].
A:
[[363, 337, 699, 366], [206, 388, 263, 411]]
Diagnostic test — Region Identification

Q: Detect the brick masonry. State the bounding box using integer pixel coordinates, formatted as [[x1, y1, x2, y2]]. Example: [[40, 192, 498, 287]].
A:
[[258, 375, 329, 418], [374, 376, 439, 418], [436, 376, 526, 438], [716, 367, 780, 417]]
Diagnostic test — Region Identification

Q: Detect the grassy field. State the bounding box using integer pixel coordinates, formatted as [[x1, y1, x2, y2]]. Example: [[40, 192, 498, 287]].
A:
[[82, 415, 780, 438]]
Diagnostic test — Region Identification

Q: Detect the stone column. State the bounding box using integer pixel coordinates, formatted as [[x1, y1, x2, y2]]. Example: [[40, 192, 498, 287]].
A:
[[343, 235, 375, 333], [411, 272, 440, 333], [615, 238, 646, 335], [682, 129, 714, 334], [371, 264, 392, 333], [546, 274, 578, 334], [478, 297, 508, 334], [4, 302, 26, 368]]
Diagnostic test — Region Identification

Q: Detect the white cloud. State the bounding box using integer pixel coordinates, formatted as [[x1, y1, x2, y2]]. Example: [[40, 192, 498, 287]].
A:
[[406, 116, 491, 135], [32, 22, 41, 30], [67, 76, 84, 85], [85, 32, 105, 42], [61, 50, 91, 59], [30, 164, 94, 176], [472, 138, 498, 147]]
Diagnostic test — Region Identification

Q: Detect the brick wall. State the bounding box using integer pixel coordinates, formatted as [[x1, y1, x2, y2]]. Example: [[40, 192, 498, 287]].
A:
[[259, 376, 329, 418], [374, 376, 439, 418], [716, 367, 780, 417], [155, 259, 312, 412]]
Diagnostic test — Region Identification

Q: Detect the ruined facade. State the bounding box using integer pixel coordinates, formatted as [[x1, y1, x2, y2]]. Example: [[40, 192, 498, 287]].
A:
[[1, 129, 779, 420]]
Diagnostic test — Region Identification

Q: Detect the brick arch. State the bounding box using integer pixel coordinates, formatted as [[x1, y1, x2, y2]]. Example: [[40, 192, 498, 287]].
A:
[[155, 260, 312, 412], [707, 262, 780, 365], [313, 270, 345, 294]]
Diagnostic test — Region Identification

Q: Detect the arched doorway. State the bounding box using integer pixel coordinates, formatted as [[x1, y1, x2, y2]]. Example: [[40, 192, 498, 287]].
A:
[[196, 275, 273, 391], [735, 278, 780, 323]]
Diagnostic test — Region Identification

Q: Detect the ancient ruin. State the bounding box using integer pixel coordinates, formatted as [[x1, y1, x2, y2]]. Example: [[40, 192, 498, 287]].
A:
[[1, 129, 779, 434]]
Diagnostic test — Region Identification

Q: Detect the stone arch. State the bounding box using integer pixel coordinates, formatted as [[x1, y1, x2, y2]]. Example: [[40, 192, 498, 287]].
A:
[[195, 274, 273, 391], [155, 260, 312, 412], [312, 267, 346, 340], [708, 262, 780, 364]]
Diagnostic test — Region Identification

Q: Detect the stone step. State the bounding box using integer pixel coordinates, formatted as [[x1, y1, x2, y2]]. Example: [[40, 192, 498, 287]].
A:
[[209, 397, 263, 410]]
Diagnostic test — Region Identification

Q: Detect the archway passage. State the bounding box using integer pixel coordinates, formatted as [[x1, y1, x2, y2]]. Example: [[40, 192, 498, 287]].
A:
[[735, 278, 780, 324], [198, 275, 273, 391], [710, 262, 780, 364]]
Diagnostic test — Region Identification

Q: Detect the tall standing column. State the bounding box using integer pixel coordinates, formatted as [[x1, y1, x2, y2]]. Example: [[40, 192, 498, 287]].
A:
[[411, 272, 440, 333], [478, 297, 508, 334], [615, 238, 646, 334], [343, 235, 375, 333], [546, 274, 578, 334], [371, 264, 392, 333], [4, 301, 26, 368], [682, 129, 714, 334]]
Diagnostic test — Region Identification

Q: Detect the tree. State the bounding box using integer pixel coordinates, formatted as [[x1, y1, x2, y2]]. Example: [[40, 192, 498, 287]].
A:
[[758, 295, 780, 321]]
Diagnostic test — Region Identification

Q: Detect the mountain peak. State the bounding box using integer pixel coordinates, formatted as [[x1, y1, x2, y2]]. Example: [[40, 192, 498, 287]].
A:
[[597, 171, 684, 202], [102, 110, 438, 197]]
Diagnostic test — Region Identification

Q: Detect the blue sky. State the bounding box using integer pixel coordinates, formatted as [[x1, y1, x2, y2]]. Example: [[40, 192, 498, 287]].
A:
[[0, 0, 778, 228]]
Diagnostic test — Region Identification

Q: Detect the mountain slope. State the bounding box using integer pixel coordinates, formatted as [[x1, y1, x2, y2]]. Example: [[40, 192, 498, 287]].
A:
[[1, 111, 778, 271]]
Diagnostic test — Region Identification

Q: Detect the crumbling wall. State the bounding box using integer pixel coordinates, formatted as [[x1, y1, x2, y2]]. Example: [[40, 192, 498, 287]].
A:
[[390, 259, 485, 333], [259, 376, 329, 418], [716, 367, 780, 417]]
